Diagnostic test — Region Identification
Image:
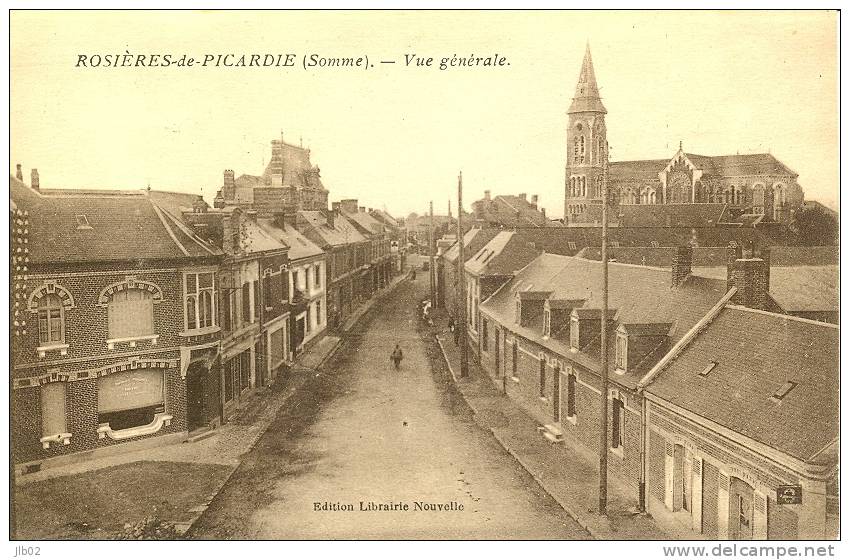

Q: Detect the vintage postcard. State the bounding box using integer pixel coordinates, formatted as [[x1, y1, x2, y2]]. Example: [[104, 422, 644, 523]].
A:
[[7, 8, 840, 552]]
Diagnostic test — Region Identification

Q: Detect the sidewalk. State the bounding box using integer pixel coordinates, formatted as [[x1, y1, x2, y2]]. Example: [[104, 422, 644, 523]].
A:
[[430, 311, 669, 540], [13, 272, 410, 539]]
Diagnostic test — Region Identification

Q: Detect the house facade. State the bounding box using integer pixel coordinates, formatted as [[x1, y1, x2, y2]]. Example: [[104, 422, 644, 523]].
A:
[[11, 177, 222, 472], [474, 242, 837, 539]]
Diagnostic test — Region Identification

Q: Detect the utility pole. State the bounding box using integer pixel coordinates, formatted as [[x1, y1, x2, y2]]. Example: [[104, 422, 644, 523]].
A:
[[598, 138, 610, 516], [429, 201, 435, 308], [457, 172, 469, 378]]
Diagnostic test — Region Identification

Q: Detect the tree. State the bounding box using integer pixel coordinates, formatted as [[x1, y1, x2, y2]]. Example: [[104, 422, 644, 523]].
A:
[[790, 204, 839, 246]]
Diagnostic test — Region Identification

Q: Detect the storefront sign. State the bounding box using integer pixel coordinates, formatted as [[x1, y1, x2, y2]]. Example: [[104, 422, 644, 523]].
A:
[[98, 369, 163, 413]]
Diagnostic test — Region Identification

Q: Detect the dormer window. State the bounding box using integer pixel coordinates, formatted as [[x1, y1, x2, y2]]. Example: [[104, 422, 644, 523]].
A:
[[615, 332, 628, 372], [568, 241, 577, 251], [771, 381, 798, 402], [75, 214, 92, 230]]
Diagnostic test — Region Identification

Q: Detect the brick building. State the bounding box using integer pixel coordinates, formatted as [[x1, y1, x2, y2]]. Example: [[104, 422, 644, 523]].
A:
[[470, 191, 549, 228], [642, 302, 839, 539], [474, 242, 838, 539], [213, 138, 329, 213], [295, 209, 367, 330], [437, 228, 498, 313], [563, 45, 805, 227], [11, 176, 222, 472], [257, 216, 327, 358]]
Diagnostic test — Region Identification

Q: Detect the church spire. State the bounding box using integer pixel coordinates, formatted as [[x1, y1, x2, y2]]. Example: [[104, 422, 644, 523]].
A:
[[568, 43, 606, 114]]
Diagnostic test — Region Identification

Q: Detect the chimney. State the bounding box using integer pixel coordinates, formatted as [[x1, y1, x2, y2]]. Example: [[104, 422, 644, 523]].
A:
[[15, 164, 23, 181], [223, 169, 235, 188], [541, 207, 546, 220], [729, 257, 770, 310], [725, 241, 742, 291], [518, 193, 527, 202], [531, 194, 539, 206], [339, 199, 358, 214], [484, 190, 491, 201], [30, 169, 39, 191], [324, 208, 336, 229], [222, 209, 242, 255], [671, 245, 693, 287], [359, 206, 365, 213], [759, 246, 771, 292]]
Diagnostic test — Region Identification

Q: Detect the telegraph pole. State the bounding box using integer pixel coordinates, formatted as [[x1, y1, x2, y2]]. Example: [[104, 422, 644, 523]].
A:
[[457, 172, 469, 378], [598, 138, 610, 516], [429, 201, 435, 308]]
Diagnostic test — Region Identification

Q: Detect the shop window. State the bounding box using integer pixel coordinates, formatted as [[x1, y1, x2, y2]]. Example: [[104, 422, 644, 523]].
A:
[[108, 288, 154, 340], [38, 293, 65, 345], [97, 369, 164, 431]]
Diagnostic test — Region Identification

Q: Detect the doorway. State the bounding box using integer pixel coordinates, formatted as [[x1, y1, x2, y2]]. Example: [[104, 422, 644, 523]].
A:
[[729, 477, 754, 540], [186, 362, 207, 431]]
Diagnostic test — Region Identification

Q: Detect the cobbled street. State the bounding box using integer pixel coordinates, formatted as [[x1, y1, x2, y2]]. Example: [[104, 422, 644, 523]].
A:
[[189, 272, 588, 539]]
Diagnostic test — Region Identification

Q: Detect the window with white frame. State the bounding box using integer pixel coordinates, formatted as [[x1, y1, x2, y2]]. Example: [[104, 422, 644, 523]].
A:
[[108, 289, 154, 340], [185, 272, 215, 331], [314, 263, 322, 290], [37, 293, 65, 345]]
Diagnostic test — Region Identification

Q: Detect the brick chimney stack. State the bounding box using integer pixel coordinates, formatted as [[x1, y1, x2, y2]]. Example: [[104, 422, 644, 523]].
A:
[[15, 164, 23, 181], [729, 257, 770, 310], [671, 245, 693, 287], [30, 169, 39, 191], [531, 194, 539, 207], [222, 209, 242, 255], [484, 190, 491, 201], [518, 193, 527, 202], [726, 241, 742, 291]]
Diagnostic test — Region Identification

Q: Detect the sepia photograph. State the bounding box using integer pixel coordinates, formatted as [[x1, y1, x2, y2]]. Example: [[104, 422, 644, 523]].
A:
[[6, 7, 841, 552]]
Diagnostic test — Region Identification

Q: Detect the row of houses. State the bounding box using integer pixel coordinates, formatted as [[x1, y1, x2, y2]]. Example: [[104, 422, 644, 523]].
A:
[[437, 228, 838, 540], [10, 170, 406, 473]]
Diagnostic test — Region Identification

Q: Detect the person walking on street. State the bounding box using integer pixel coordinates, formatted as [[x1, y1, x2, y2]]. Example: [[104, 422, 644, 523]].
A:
[[390, 344, 404, 370]]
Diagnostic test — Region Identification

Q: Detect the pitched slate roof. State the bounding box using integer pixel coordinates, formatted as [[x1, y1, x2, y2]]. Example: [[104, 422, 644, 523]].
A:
[[442, 227, 500, 265], [465, 231, 541, 276], [480, 253, 728, 384], [297, 210, 365, 247], [257, 218, 323, 261], [645, 306, 838, 462], [608, 152, 797, 186], [474, 195, 548, 227], [369, 208, 399, 228], [342, 209, 384, 236], [11, 178, 221, 264], [617, 203, 727, 228], [693, 265, 838, 313]]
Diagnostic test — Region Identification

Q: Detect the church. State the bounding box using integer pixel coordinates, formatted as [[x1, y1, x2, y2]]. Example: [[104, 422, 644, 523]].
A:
[[564, 46, 804, 226]]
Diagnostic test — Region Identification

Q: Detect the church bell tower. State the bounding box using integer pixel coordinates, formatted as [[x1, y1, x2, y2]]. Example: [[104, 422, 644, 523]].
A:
[[564, 44, 607, 223]]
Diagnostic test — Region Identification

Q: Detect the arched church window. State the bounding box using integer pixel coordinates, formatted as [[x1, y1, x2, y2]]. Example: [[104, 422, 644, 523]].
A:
[[574, 138, 579, 163], [649, 190, 657, 204], [580, 136, 586, 163], [752, 185, 765, 214]]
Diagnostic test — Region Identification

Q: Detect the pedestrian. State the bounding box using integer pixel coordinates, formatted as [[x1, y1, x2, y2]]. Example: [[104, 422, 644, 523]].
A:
[[448, 316, 455, 333], [390, 344, 404, 370]]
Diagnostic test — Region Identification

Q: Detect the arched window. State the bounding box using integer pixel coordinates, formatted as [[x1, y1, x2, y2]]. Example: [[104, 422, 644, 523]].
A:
[[579, 136, 586, 163], [38, 294, 64, 345], [582, 177, 587, 197], [573, 137, 580, 163], [649, 190, 657, 204], [109, 288, 154, 340]]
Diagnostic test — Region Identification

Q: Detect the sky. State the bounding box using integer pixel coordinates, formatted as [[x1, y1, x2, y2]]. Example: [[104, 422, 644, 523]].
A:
[[10, 10, 839, 217]]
